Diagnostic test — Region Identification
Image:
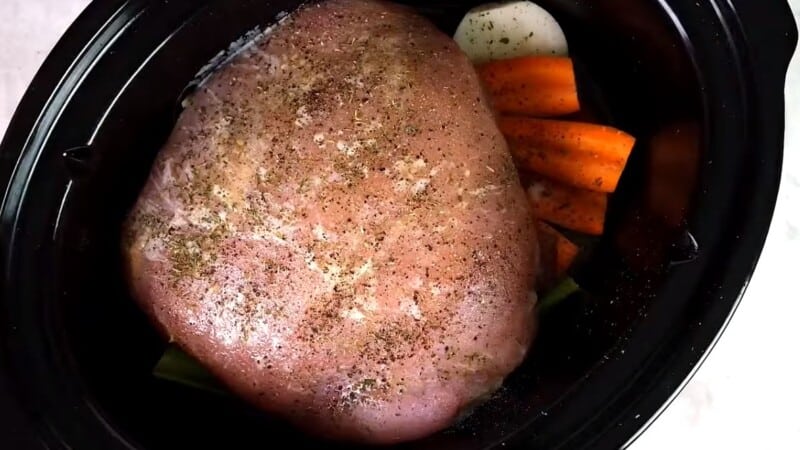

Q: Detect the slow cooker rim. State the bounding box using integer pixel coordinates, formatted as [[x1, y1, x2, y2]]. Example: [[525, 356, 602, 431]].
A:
[[0, 0, 796, 449]]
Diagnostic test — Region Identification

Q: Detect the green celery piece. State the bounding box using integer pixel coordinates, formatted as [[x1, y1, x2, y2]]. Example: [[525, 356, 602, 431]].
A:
[[538, 277, 580, 313], [152, 345, 227, 395]]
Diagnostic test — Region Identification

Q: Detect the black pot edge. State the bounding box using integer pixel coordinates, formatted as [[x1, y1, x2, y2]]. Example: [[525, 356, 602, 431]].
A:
[[0, 1, 797, 449], [619, 0, 798, 447], [0, 2, 172, 448]]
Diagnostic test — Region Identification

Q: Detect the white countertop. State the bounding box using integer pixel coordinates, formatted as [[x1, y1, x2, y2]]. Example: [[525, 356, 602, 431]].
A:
[[2, 0, 798, 448]]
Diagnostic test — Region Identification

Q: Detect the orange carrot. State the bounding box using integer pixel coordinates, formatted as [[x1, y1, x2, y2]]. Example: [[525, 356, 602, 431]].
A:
[[500, 116, 636, 192], [527, 176, 607, 235], [514, 146, 625, 193], [500, 117, 635, 164], [537, 221, 580, 277], [477, 56, 579, 117]]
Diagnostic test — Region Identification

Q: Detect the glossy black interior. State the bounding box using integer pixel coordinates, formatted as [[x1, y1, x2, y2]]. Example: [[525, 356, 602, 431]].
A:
[[0, 0, 795, 449]]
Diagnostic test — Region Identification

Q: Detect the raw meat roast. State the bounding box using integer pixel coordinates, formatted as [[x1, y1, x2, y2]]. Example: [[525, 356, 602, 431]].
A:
[[124, 0, 538, 443]]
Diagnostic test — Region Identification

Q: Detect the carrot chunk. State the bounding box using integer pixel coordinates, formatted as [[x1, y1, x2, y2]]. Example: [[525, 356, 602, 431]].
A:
[[501, 116, 636, 192], [527, 176, 607, 235], [477, 56, 579, 117]]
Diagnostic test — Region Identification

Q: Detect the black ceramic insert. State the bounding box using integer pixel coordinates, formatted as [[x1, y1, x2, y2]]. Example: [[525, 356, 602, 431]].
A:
[[0, 1, 795, 449]]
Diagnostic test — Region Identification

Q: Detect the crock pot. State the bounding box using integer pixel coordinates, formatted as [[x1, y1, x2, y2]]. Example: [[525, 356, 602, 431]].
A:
[[0, 0, 796, 449]]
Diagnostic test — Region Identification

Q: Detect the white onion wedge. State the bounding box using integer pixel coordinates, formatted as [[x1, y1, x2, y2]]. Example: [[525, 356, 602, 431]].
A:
[[454, 1, 568, 64]]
